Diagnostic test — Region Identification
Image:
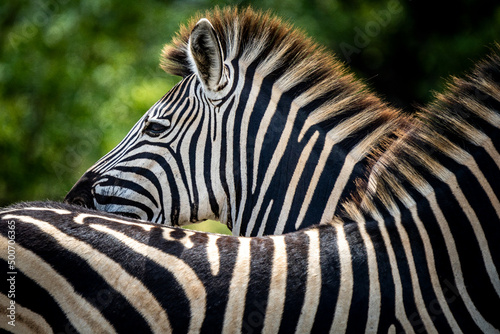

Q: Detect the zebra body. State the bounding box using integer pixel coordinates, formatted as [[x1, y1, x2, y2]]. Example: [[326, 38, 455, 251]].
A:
[[65, 8, 400, 236]]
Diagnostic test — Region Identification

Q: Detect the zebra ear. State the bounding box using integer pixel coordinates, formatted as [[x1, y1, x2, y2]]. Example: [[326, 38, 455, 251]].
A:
[[188, 18, 227, 94]]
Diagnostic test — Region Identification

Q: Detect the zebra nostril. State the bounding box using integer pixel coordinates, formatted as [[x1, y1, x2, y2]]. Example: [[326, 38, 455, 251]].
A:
[[65, 171, 98, 209], [64, 194, 96, 210], [71, 197, 88, 208]]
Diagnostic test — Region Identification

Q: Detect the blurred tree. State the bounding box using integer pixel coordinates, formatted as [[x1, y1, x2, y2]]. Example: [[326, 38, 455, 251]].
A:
[[1, 0, 499, 234]]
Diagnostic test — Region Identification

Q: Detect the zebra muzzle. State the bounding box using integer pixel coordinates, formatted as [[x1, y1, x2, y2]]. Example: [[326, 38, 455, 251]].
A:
[[64, 171, 98, 210]]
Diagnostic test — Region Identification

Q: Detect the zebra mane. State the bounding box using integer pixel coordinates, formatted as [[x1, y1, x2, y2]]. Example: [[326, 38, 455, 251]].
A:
[[341, 46, 500, 222], [161, 6, 339, 82], [161, 7, 398, 131]]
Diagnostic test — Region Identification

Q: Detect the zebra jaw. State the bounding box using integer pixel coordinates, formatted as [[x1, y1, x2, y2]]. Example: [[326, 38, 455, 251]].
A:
[[65, 174, 146, 221]]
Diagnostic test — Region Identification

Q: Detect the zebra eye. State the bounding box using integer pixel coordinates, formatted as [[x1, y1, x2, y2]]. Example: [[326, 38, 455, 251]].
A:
[[143, 119, 171, 137]]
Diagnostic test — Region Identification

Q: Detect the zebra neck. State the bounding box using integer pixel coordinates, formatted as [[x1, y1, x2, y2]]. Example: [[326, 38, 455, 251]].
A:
[[334, 48, 500, 332]]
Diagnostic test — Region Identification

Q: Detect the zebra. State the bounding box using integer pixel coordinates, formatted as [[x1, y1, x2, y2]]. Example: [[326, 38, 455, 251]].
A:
[[65, 7, 403, 236], [1, 43, 499, 332], [2, 7, 499, 333], [1, 201, 349, 333]]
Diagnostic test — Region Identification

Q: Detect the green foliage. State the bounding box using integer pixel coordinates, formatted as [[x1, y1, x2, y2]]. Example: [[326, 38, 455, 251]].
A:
[[1, 0, 498, 235], [184, 220, 232, 235], [1, 0, 201, 205]]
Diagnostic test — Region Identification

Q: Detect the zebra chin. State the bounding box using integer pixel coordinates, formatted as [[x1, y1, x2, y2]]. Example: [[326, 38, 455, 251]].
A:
[[95, 203, 144, 221], [92, 186, 159, 223]]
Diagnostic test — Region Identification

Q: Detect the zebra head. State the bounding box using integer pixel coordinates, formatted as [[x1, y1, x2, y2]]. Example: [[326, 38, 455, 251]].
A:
[[66, 8, 397, 235], [66, 18, 233, 225]]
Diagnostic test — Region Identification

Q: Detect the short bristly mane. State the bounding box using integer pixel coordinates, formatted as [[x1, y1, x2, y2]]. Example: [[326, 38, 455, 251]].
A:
[[160, 7, 400, 136], [161, 6, 341, 83], [340, 47, 500, 222]]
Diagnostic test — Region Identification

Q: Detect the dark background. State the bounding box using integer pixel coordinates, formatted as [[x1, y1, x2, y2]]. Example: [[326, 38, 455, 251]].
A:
[[1, 0, 498, 222]]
